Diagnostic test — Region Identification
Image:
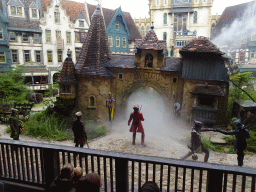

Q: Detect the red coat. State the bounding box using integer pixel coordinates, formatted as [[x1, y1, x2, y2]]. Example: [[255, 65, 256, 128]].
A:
[[128, 112, 144, 133]]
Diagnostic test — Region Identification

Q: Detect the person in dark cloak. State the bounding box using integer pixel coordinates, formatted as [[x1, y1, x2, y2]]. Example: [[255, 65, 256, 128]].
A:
[[72, 111, 87, 148]]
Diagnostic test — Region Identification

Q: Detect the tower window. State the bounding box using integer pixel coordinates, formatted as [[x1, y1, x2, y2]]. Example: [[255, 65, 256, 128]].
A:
[[145, 54, 153, 68], [89, 96, 95, 106]]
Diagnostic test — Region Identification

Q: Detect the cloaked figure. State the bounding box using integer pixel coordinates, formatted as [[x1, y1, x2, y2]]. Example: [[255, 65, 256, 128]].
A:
[[106, 92, 115, 121], [128, 105, 145, 145]]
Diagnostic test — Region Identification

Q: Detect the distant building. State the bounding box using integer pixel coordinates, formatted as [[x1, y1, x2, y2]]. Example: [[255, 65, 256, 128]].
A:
[[149, 0, 213, 57], [134, 17, 151, 39]]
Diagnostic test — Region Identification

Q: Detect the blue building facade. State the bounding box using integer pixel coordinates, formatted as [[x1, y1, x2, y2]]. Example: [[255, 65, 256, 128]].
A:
[[0, 10, 11, 70], [106, 7, 130, 53]]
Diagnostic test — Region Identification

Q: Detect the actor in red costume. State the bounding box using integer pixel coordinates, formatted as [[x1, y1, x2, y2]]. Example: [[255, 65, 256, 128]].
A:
[[128, 105, 145, 145]]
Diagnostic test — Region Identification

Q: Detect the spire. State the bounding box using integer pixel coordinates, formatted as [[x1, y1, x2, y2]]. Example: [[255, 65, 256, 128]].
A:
[[75, 5, 111, 76]]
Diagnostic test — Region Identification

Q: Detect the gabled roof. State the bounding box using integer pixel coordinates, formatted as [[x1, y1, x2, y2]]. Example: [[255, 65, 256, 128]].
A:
[[134, 26, 165, 51], [41, 0, 51, 17], [57, 56, 77, 84], [7, 0, 24, 6], [211, 1, 254, 39], [61, 0, 87, 23], [76, 11, 85, 21], [180, 36, 222, 54], [75, 6, 111, 77], [105, 54, 135, 69], [106, 6, 130, 36], [30, 2, 38, 9], [86, 3, 141, 41], [190, 83, 224, 96]]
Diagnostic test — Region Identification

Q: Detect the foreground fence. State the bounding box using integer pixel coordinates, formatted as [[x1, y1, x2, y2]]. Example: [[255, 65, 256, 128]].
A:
[[0, 139, 255, 192]]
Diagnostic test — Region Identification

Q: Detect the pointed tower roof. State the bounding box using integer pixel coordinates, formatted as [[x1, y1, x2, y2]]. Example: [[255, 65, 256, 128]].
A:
[[57, 51, 77, 84], [75, 5, 111, 76], [134, 26, 165, 51]]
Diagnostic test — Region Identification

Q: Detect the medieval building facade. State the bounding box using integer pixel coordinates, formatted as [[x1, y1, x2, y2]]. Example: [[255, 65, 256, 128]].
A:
[[57, 6, 229, 125], [149, 0, 213, 57]]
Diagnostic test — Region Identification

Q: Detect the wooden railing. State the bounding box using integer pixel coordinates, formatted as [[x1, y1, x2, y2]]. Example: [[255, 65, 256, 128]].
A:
[[0, 139, 255, 192]]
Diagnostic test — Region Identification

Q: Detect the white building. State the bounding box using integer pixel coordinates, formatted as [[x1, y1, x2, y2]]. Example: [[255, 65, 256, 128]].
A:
[[149, 0, 212, 57]]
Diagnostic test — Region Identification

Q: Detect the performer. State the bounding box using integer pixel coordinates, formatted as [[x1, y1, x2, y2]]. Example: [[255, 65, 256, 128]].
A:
[[181, 120, 216, 162], [216, 119, 250, 166], [106, 92, 115, 121], [72, 111, 88, 148], [9, 108, 23, 140], [128, 105, 145, 145]]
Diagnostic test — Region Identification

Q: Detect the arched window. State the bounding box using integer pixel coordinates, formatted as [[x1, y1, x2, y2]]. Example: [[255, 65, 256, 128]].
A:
[[141, 27, 145, 38], [174, 14, 187, 32], [193, 11, 197, 24], [89, 96, 95, 106], [163, 13, 167, 25], [145, 54, 153, 68], [163, 32, 167, 41]]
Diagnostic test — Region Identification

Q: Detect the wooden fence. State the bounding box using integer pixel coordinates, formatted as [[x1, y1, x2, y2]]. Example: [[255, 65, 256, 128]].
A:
[[0, 139, 255, 192]]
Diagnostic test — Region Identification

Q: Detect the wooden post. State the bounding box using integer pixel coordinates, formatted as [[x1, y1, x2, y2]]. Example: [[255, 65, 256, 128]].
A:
[[115, 158, 129, 192], [207, 170, 223, 192], [42, 149, 60, 190]]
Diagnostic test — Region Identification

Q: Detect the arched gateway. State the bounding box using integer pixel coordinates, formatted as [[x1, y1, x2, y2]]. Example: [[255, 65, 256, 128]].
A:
[[57, 6, 229, 125]]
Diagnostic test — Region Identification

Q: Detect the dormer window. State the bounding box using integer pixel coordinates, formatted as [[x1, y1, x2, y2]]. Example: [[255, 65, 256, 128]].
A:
[[0, 28, 3, 40], [10, 6, 23, 16], [116, 21, 119, 30], [145, 54, 153, 68], [54, 12, 60, 23], [22, 33, 29, 42], [30, 8, 39, 19], [8, 0, 24, 17], [79, 20, 84, 27]]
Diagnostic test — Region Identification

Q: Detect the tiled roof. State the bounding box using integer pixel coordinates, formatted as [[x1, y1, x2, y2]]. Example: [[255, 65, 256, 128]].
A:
[[57, 58, 77, 83], [61, 0, 87, 22], [161, 57, 182, 72], [135, 27, 165, 51], [105, 54, 135, 68], [41, 0, 51, 17], [86, 3, 141, 41], [75, 6, 111, 77], [211, 1, 253, 39], [180, 36, 222, 54], [190, 83, 224, 96]]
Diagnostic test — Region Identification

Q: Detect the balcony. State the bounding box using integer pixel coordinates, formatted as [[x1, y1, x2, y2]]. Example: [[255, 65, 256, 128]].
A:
[[173, 30, 196, 37]]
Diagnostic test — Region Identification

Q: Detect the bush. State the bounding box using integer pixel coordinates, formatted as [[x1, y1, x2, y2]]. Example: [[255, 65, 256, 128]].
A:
[[201, 136, 218, 152]]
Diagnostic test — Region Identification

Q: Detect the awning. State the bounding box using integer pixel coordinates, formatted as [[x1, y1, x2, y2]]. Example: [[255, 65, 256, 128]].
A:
[[7, 27, 42, 33], [169, 8, 194, 14], [190, 83, 224, 96]]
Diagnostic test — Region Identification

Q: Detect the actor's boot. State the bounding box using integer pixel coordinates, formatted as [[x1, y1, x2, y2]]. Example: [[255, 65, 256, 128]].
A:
[[132, 134, 136, 145], [141, 133, 145, 145]]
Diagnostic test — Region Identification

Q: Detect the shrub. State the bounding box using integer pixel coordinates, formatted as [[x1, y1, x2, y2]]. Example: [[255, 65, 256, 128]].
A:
[[201, 136, 218, 152]]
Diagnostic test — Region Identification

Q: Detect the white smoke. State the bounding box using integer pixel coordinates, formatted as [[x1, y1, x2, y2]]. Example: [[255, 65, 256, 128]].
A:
[[212, 0, 256, 51]]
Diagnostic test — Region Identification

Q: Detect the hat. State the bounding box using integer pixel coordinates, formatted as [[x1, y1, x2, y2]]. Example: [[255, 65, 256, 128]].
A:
[[75, 111, 82, 116], [194, 120, 203, 128], [11, 108, 18, 112], [133, 105, 139, 109]]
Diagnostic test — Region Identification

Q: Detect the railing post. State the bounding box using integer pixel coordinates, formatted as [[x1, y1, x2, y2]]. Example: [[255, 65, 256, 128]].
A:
[[42, 148, 60, 190], [115, 158, 129, 192], [207, 169, 223, 192]]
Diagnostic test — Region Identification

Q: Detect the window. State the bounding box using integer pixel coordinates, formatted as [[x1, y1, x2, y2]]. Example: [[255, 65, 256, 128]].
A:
[[108, 36, 113, 47], [33, 33, 40, 44], [118, 73, 123, 80], [54, 12, 60, 23], [45, 30, 51, 43], [175, 40, 189, 47], [9, 32, 16, 41], [79, 20, 84, 27], [251, 50, 256, 58], [173, 78, 177, 83], [10, 6, 23, 17], [58, 50, 62, 62], [163, 13, 167, 25], [163, 32, 167, 41], [66, 32, 71, 44], [198, 95, 215, 108], [11, 50, 18, 63], [22, 33, 29, 42], [47, 50, 52, 63], [24, 50, 30, 62], [122, 37, 126, 48], [174, 14, 187, 32], [31, 8, 38, 18], [75, 32, 86, 43], [89, 96, 95, 106], [141, 27, 145, 38], [145, 54, 153, 68], [0, 52, 6, 63], [193, 11, 197, 24], [116, 37, 120, 47], [156, 0, 159, 5], [165, 0, 168, 4], [56, 30, 61, 39], [62, 85, 71, 93], [251, 32, 256, 41], [0, 28, 3, 40], [116, 21, 119, 30], [35, 51, 41, 62]]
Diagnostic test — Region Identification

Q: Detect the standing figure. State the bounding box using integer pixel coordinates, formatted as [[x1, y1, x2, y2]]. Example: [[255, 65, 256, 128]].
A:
[[106, 92, 115, 121], [180, 120, 216, 162], [128, 105, 145, 145], [72, 111, 88, 148], [9, 108, 23, 140], [216, 119, 250, 166]]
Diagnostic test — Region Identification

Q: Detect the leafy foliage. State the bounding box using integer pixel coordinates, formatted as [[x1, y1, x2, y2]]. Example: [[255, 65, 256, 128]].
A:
[[0, 67, 31, 103]]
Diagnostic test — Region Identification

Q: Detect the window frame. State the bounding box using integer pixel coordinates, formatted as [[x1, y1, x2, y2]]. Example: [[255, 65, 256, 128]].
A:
[[193, 11, 197, 24], [66, 32, 71, 44], [22, 33, 29, 43], [11, 50, 19, 63], [10, 5, 24, 17], [79, 20, 85, 27], [56, 30, 61, 39], [54, 11, 60, 23], [88, 95, 96, 107], [24, 50, 31, 63], [9, 31, 17, 42], [47, 50, 53, 63], [62, 84, 71, 93], [0, 51, 6, 63], [31, 8, 38, 19], [57, 50, 63, 63], [163, 13, 167, 25], [0, 28, 3, 40], [116, 21, 119, 31], [122, 37, 126, 48], [145, 54, 153, 68], [45, 30, 51, 43], [108, 36, 113, 47], [156, 0, 160, 5], [163, 32, 167, 41], [35, 50, 41, 63], [33, 33, 41, 44], [116, 36, 120, 47]]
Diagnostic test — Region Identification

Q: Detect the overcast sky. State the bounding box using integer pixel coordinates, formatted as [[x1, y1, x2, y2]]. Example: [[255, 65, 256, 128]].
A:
[[78, 0, 254, 18]]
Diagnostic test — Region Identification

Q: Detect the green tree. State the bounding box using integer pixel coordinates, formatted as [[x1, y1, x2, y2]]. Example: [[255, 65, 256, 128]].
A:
[[0, 67, 31, 103]]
